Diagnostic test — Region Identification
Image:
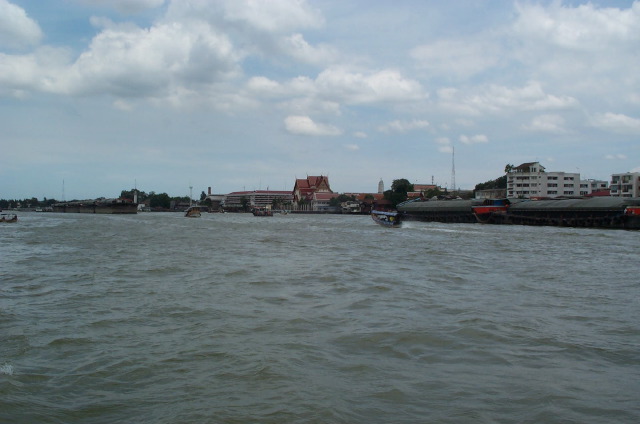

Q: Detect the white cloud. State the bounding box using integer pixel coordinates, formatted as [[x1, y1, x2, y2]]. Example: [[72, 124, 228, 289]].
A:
[[523, 114, 566, 133], [280, 33, 338, 65], [513, 2, 640, 51], [218, 0, 324, 33], [459, 134, 488, 144], [591, 113, 640, 134], [353, 131, 367, 138], [284, 115, 342, 136], [411, 38, 501, 79], [438, 81, 578, 116], [63, 20, 240, 97], [434, 137, 452, 153], [316, 67, 426, 105], [378, 119, 429, 133], [510, 2, 640, 99], [344, 144, 359, 151], [79, 0, 165, 14], [605, 154, 628, 160], [0, 0, 43, 49]]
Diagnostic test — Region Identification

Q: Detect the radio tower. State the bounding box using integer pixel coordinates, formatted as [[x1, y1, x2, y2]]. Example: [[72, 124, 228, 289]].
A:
[[451, 146, 456, 193]]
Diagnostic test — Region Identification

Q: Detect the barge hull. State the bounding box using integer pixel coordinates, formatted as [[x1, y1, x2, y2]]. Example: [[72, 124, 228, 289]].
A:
[[53, 201, 138, 214], [399, 197, 640, 229]]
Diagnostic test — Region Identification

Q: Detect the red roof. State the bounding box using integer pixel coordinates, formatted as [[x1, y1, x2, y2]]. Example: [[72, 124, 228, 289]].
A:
[[314, 192, 338, 200]]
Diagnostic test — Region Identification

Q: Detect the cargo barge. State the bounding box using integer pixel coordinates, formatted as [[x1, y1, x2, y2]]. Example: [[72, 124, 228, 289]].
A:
[[398, 197, 640, 229], [52, 198, 138, 214]]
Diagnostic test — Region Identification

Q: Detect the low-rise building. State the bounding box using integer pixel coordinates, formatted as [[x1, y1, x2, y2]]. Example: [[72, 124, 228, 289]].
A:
[[507, 162, 580, 199], [610, 172, 640, 197], [579, 179, 609, 196]]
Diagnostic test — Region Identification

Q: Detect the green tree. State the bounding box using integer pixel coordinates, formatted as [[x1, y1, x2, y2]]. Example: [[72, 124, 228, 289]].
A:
[[474, 175, 507, 192], [391, 178, 414, 194], [423, 187, 443, 199], [240, 196, 249, 212], [384, 178, 414, 207], [329, 194, 355, 206], [150, 193, 171, 209], [504, 163, 514, 174]]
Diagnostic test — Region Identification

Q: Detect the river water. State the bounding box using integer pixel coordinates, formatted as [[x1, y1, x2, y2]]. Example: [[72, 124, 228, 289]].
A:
[[1, 212, 638, 423]]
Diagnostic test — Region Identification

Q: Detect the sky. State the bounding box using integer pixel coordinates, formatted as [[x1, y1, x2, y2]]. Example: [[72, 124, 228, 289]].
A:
[[1, 0, 639, 200]]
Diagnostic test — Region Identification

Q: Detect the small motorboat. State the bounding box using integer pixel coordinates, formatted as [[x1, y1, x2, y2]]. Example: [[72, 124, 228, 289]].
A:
[[185, 206, 201, 218], [371, 210, 401, 228], [0, 213, 18, 223]]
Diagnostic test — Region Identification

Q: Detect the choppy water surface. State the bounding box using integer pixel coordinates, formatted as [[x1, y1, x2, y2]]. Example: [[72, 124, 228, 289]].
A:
[[1, 212, 639, 423]]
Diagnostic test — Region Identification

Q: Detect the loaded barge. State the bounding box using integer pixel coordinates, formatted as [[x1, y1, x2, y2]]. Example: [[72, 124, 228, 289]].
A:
[[397, 197, 640, 229], [52, 198, 137, 214]]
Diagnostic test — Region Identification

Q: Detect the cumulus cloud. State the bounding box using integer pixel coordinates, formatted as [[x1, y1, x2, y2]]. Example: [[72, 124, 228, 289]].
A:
[[510, 2, 640, 98], [316, 67, 426, 104], [513, 2, 640, 51], [591, 112, 640, 134], [64, 20, 239, 97], [378, 119, 429, 134], [0, 0, 43, 49], [523, 114, 566, 133], [438, 81, 578, 116], [280, 33, 338, 65], [284, 115, 342, 136], [459, 134, 488, 144]]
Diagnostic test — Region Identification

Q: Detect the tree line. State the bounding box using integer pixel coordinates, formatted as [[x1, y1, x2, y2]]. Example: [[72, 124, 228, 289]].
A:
[[3, 170, 509, 210]]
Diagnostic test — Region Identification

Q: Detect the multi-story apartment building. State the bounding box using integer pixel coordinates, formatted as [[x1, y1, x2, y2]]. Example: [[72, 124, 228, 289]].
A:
[[223, 190, 293, 209], [507, 162, 580, 199], [579, 179, 609, 196], [610, 172, 640, 197]]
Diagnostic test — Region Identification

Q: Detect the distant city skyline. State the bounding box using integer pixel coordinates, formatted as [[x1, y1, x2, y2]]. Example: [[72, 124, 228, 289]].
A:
[[2, 0, 639, 199]]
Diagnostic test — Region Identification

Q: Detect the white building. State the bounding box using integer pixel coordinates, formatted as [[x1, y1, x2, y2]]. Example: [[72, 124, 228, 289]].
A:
[[223, 190, 293, 209], [610, 172, 640, 197], [507, 162, 580, 199], [579, 179, 609, 196]]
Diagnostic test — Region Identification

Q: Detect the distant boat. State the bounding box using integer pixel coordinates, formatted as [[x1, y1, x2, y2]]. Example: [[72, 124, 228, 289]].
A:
[[185, 206, 201, 218], [252, 206, 273, 217], [371, 210, 401, 228], [1, 213, 18, 223]]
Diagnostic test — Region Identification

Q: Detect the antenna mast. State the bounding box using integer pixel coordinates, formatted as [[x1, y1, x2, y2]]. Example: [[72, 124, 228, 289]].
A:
[[451, 146, 456, 193]]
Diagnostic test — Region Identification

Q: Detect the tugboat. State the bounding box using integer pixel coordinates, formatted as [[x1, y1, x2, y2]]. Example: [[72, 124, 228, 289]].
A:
[[371, 210, 401, 228], [472, 199, 510, 224]]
